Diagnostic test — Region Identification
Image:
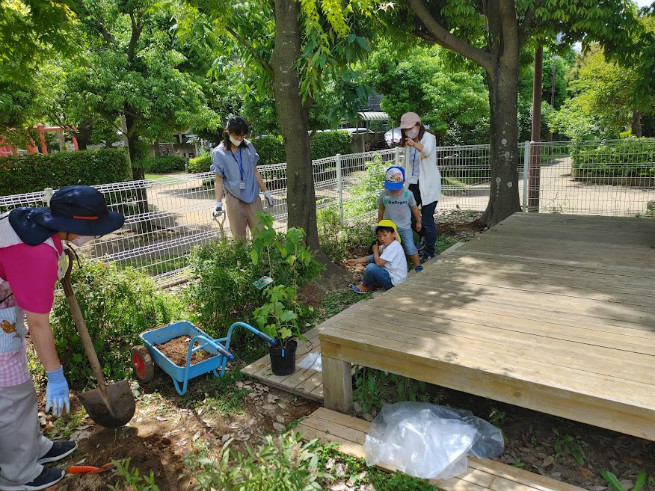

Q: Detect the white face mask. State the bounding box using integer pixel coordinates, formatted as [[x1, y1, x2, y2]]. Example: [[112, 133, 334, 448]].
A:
[[406, 128, 419, 139], [69, 235, 95, 247], [229, 136, 242, 147]]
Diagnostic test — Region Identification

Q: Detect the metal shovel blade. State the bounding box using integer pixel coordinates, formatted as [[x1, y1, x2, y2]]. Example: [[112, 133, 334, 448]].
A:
[[79, 380, 136, 428]]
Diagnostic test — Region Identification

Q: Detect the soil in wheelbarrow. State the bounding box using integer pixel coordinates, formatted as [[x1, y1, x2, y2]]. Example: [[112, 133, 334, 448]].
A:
[[156, 335, 214, 366]]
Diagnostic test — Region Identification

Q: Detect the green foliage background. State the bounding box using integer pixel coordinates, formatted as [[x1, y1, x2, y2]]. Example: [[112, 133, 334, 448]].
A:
[[139, 155, 187, 173], [0, 148, 132, 196]]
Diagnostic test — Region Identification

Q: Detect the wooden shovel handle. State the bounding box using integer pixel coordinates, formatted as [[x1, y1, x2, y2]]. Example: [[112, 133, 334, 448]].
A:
[[60, 249, 109, 400]]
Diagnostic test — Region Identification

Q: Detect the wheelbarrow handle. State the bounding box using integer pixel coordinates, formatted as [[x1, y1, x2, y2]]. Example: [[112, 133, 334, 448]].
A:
[[257, 331, 276, 346], [213, 342, 236, 362]]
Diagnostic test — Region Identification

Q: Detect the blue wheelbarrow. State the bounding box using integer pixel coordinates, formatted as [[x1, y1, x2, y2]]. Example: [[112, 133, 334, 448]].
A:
[[131, 320, 276, 395]]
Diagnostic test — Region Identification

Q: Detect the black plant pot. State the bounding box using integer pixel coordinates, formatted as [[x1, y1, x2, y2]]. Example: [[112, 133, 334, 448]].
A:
[[269, 339, 297, 376]]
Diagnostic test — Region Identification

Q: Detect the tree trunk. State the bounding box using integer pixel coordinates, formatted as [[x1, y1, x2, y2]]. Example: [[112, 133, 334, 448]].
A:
[[270, 0, 320, 250], [632, 109, 642, 137], [480, 0, 522, 227]]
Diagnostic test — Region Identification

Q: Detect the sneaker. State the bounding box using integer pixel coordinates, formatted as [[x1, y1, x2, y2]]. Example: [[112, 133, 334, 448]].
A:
[[37, 440, 77, 464], [417, 237, 426, 252], [414, 265, 423, 273], [420, 254, 434, 264], [3, 467, 65, 491], [352, 284, 374, 294]]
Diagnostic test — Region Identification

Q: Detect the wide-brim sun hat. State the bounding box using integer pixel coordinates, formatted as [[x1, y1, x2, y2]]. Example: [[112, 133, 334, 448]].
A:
[[384, 166, 405, 191], [373, 219, 401, 244], [400, 112, 421, 129], [8, 185, 125, 246]]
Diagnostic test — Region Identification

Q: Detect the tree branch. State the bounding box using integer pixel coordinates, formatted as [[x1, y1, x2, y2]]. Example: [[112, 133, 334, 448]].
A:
[[518, 0, 542, 46], [405, 0, 495, 74], [225, 25, 273, 75], [127, 12, 144, 63]]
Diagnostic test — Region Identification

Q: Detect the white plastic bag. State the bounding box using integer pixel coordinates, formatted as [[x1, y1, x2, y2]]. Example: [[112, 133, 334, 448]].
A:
[[363, 402, 504, 480]]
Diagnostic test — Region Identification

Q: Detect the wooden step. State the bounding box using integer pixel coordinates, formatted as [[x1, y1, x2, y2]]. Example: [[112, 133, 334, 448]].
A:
[[296, 407, 585, 491]]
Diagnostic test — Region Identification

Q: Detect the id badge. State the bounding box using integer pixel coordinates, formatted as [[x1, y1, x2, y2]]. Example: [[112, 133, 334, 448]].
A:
[[239, 181, 246, 190]]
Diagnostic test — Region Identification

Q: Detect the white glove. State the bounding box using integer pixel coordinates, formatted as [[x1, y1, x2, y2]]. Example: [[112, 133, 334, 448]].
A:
[[214, 201, 223, 213], [264, 191, 274, 207]]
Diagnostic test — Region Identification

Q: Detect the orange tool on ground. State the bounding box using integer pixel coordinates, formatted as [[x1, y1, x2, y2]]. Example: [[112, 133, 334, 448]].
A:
[[67, 463, 114, 474]]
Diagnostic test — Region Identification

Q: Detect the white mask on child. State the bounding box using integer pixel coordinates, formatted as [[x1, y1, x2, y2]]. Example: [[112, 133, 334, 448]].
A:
[[406, 128, 419, 139]]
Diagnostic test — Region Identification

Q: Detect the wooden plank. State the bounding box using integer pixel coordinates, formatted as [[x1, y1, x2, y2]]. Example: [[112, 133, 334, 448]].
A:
[[296, 408, 584, 491]]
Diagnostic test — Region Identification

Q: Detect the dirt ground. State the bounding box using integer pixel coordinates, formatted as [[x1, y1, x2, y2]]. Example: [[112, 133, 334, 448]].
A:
[[39, 214, 654, 491]]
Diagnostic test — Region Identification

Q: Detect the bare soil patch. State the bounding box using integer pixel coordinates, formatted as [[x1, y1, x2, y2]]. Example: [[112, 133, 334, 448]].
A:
[[156, 335, 212, 366]]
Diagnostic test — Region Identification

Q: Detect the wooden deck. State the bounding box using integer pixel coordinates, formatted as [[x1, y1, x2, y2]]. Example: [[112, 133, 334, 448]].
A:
[[319, 213, 655, 441], [244, 213, 655, 441]]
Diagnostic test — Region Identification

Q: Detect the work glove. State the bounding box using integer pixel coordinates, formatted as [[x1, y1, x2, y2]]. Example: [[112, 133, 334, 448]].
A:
[[214, 201, 223, 213], [45, 366, 70, 416], [263, 191, 274, 207]]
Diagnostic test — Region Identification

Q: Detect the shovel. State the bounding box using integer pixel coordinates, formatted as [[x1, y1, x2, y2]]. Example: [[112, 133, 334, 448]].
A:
[[60, 248, 135, 428]]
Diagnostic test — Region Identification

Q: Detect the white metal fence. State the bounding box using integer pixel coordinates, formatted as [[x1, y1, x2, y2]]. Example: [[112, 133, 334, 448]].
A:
[[1, 139, 653, 287]]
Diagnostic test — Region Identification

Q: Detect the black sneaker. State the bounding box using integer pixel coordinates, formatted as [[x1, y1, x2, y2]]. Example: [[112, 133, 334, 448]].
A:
[[417, 237, 426, 252], [414, 265, 423, 273], [37, 440, 77, 464], [4, 467, 65, 491], [420, 253, 434, 264]]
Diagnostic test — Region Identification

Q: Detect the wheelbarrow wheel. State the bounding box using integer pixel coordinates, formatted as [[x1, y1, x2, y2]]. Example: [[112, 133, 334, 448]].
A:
[[131, 345, 154, 383]]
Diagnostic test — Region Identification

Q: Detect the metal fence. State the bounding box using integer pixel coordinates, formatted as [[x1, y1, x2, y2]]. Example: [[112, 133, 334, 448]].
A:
[[1, 139, 653, 287]]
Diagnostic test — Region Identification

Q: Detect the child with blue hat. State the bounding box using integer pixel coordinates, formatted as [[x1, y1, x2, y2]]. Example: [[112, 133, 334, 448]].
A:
[[377, 166, 423, 272]]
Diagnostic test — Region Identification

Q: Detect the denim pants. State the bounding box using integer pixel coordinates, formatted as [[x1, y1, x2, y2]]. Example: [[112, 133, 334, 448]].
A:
[[362, 263, 394, 289], [409, 184, 438, 257]]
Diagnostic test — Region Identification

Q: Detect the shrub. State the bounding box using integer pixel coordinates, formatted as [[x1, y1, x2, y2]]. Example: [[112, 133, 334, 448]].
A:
[[140, 155, 187, 173], [0, 148, 132, 195], [183, 433, 330, 490], [186, 213, 321, 352], [310, 131, 352, 160], [50, 261, 185, 386], [251, 136, 286, 166], [188, 154, 211, 173], [571, 138, 655, 179]]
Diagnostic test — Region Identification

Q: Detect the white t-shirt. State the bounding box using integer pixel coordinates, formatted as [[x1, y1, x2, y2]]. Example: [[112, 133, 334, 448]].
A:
[[379, 240, 407, 286]]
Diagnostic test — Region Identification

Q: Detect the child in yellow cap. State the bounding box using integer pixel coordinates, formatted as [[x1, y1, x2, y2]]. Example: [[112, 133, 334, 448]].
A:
[[345, 220, 408, 294]]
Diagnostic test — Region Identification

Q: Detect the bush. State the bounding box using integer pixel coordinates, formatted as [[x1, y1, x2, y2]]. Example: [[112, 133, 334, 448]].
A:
[[186, 214, 322, 353], [50, 261, 185, 386], [140, 155, 187, 173], [251, 136, 286, 166], [188, 154, 211, 173], [310, 131, 352, 160], [571, 138, 655, 179], [0, 148, 132, 195]]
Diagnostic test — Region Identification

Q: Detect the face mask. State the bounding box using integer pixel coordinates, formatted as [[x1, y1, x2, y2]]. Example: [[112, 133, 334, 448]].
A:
[[406, 128, 419, 139], [69, 235, 94, 247], [229, 136, 242, 147]]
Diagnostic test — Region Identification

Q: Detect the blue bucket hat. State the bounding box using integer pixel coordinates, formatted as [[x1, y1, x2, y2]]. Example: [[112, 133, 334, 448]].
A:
[[384, 166, 405, 191], [8, 185, 125, 246]]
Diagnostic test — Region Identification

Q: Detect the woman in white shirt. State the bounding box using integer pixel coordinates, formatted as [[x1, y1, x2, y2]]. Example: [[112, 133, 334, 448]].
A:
[[399, 112, 441, 262]]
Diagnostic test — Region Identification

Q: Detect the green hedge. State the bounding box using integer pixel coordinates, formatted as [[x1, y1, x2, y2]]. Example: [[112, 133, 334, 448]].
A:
[[310, 131, 352, 160], [140, 155, 187, 173], [571, 138, 655, 179], [0, 148, 132, 196], [252, 136, 286, 166], [188, 154, 211, 173]]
